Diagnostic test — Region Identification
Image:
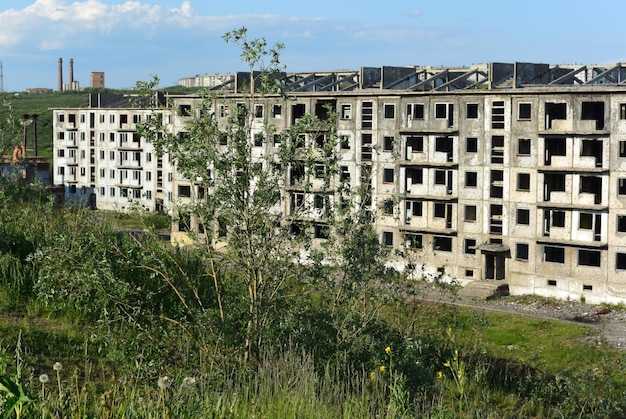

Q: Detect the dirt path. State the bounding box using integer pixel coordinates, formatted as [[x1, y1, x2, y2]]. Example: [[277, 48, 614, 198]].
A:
[[413, 281, 626, 350]]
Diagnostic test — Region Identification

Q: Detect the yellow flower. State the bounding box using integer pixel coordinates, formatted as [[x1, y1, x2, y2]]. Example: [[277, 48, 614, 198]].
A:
[[379, 365, 386, 372], [437, 371, 443, 379], [385, 346, 392, 355], [370, 371, 376, 380]]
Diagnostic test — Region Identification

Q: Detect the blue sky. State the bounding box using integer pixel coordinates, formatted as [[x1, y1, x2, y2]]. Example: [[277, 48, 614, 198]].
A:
[[0, 0, 624, 91]]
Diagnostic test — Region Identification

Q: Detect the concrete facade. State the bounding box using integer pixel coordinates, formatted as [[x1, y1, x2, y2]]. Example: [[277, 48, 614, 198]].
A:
[[53, 62, 626, 304]]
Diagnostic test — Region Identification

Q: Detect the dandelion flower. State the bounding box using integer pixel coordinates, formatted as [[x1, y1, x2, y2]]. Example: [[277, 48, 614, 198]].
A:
[[385, 346, 392, 355], [53, 362, 63, 371], [39, 374, 49, 384], [379, 365, 386, 373], [182, 376, 196, 387], [437, 371, 443, 379], [370, 371, 376, 380], [157, 376, 171, 389]]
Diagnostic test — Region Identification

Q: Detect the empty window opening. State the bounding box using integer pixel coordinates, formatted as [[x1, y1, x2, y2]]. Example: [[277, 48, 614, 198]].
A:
[[491, 135, 504, 164], [465, 269, 474, 277], [620, 141, 626, 157], [361, 101, 373, 129], [340, 135, 350, 150], [291, 103, 306, 124], [405, 167, 423, 191], [314, 223, 330, 239], [361, 134, 373, 160], [490, 204, 503, 235], [178, 185, 191, 198], [617, 253, 626, 270], [544, 173, 566, 201], [581, 101, 605, 130], [272, 104, 282, 118], [578, 249, 601, 267], [518, 138, 531, 155], [435, 103, 454, 127], [382, 231, 394, 246], [517, 208, 530, 225], [617, 215, 626, 232], [381, 199, 394, 216], [405, 200, 423, 221], [433, 236, 452, 252], [518, 102, 532, 120], [491, 100, 505, 129], [618, 178, 626, 195], [434, 202, 446, 218], [435, 136, 454, 161], [405, 233, 422, 249], [547, 279, 557, 287], [340, 166, 350, 183], [383, 136, 394, 152], [466, 103, 478, 119], [517, 173, 531, 191], [407, 103, 424, 119], [290, 162, 305, 186], [315, 100, 336, 120], [384, 103, 395, 119], [383, 168, 394, 184], [583, 284, 593, 291], [543, 246, 565, 264], [464, 238, 477, 254], [545, 102, 567, 129], [464, 205, 477, 222], [254, 104, 264, 118], [434, 170, 446, 185], [466, 137, 478, 153], [340, 103, 351, 119], [580, 139, 603, 167], [490, 170, 504, 199], [465, 171, 477, 187], [406, 136, 424, 158], [516, 243, 529, 261], [579, 212, 593, 230]]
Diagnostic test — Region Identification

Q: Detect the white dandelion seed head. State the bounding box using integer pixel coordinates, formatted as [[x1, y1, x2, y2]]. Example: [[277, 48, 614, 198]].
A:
[[182, 376, 196, 387], [53, 362, 63, 371], [39, 374, 49, 383], [157, 376, 171, 389]]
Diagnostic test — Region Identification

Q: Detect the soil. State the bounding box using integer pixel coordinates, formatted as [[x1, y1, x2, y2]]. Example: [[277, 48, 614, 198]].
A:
[[413, 281, 626, 350]]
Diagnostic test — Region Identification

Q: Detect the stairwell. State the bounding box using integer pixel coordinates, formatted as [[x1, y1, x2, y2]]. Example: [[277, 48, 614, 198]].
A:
[[457, 280, 509, 299]]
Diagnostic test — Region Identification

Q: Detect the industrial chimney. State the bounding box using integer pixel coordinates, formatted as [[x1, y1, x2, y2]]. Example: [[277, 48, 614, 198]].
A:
[[69, 58, 74, 90], [58, 58, 63, 91]]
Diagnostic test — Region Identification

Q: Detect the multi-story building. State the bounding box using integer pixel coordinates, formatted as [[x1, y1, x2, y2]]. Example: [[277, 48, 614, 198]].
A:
[[54, 62, 626, 304], [53, 93, 175, 212]]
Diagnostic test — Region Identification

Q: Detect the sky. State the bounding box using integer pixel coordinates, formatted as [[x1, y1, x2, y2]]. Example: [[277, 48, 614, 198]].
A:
[[0, 0, 624, 92]]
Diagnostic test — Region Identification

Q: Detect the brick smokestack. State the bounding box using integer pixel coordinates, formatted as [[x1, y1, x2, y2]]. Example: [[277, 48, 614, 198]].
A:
[[69, 58, 74, 89], [58, 58, 63, 91]]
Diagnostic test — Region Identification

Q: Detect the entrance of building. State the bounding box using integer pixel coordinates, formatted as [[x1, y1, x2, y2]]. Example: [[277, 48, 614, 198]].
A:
[[477, 242, 510, 280]]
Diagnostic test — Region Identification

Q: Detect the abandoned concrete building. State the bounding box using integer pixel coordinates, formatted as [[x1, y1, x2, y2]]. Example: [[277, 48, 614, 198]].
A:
[[53, 62, 626, 304]]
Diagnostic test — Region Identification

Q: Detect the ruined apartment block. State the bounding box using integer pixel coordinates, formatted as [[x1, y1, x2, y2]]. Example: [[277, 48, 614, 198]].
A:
[[53, 63, 626, 304]]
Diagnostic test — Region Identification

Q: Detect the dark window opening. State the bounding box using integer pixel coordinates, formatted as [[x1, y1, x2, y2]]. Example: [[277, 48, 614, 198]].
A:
[[464, 205, 476, 221], [581, 101, 605, 130], [548, 279, 557, 286], [490, 204, 503, 235], [435, 136, 454, 161], [518, 138, 531, 155], [516, 243, 529, 261], [272, 104, 282, 117], [544, 173, 566, 201], [434, 170, 446, 185], [617, 215, 626, 232], [405, 233, 422, 249], [517, 173, 531, 191], [491, 100, 505, 129], [466, 103, 478, 119], [315, 100, 336, 120], [406, 136, 424, 157], [178, 105, 192, 117], [434, 202, 446, 218], [407, 103, 424, 119], [384, 104, 395, 119], [579, 249, 601, 267], [544, 246, 565, 263], [383, 168, 394, 184], [405, 200, 422, 219], [178, 185, 191, 198], [580, 139, 603, 167], [433, 236, 452, 252], [340, 104, 351, 119], [291, 103, 306, 125], [545, 102, 566, 129], [490, 170, 504, 199], [382, 231, 393, 246], [254, 105, 263, 118], [464, 238, 477, 254], [583, 284, 593, 291], [382, 199, 394, 215], [314, 223, 329, 239], [361, 134, 373, 160], [383, 136, 394, 151], [491, 135, 504, 164], [617, 253, 626, 270], [466, 137, 478, 153], [340, 135, 350, 150], [518, 102, 532, 120], [517, 208, 530, 225], [406, 167, 423, 188], [361, 101, 373, 129], [465, 171, 477, 187], [619, 178, 626, 195]]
